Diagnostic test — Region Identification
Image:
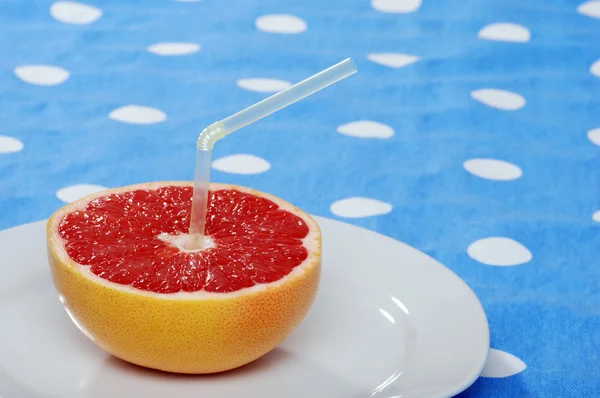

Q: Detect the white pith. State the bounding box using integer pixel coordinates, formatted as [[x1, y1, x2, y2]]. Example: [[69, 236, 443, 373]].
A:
[[49, 181, 321, 300], [158, 232, 216, 252]]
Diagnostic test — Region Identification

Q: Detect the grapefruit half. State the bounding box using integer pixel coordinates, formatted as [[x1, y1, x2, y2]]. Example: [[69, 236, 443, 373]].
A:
[[46, 182, 321, 374]]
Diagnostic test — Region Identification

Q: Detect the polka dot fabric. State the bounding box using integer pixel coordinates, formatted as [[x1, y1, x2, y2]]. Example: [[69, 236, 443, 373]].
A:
[[0, 0, 599, 396]]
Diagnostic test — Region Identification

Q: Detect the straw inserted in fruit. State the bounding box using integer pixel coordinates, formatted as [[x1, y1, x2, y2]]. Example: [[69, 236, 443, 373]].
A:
[[187, 58, 358, 249]]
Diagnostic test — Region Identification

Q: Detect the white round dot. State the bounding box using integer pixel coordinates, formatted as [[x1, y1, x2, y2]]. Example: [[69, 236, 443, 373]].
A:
[[588, 128, 600, 146], [14, 65, 70, 86], [367, 53, 420, 68], [468, 237, 532, 266], [330, 197, 392, 218], [471, 88, 526, 111], [109, 105, 166, 125], [337, 120, 395, 139], [478, 23, 531, 42], [50, 1, 102, 25], [578, 1, 600, 18], [0, 136, 24, 154], [463, 158, 522, 181], [56, 184, 107, 203], [591, 59, 600, 77], [371, 0, 422, 13], [147, 42, 200, 56], [481, 349, 527, 378], [212, 154, 271, 175], [237, 78, 291, 93], [173, 0, 201, 2], [593, 210, 600, 222], [255, 14, 307, 34]]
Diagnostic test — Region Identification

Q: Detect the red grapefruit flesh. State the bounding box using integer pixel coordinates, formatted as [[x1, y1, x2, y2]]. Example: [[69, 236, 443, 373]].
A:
[[59, 186, 310, 293]]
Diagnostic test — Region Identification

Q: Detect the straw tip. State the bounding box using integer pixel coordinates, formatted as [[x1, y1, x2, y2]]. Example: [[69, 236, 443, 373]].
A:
[[343, 57, 358, 74]]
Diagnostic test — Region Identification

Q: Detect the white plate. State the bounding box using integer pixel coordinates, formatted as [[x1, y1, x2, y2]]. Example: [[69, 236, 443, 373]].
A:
[[0, 217, 489, 398]]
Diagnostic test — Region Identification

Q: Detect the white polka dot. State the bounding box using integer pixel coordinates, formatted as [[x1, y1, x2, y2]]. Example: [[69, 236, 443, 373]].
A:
[[587, 128, 600, 146], [478, 23, 531, 42], [578, 1, 600, 18], [0, 136, 24, 154], [593, 210, 600, 222], [371, 0, 422, 13], [468, 237, 532, 266], [212, 154, 271, 175], [591, 59, 600, 77], [50, 1, 102, 25], [330, 197, 392, 218], [237, 78, 291, 93], [14, 65, 70, 86], [367, 53, 420, 68], [463, 158, 522, 181], [337, 121, 395, 139], [255, 14, 307, 34], [481, 349, 526, 378], [471, 88, 526, 111], [109, 105, 166, 125], [147, 42, 200, 56], [56, 184, 107, 203]]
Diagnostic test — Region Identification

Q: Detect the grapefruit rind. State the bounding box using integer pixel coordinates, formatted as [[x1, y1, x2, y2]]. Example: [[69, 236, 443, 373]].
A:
[[47, 181, 321, 374]]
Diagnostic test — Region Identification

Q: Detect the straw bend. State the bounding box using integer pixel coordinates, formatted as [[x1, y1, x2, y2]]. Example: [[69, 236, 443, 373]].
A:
[[197, 122, 227, 151]]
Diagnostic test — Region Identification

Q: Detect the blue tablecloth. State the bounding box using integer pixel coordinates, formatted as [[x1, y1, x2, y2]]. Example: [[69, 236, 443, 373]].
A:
[[1, 0, 599, 396]]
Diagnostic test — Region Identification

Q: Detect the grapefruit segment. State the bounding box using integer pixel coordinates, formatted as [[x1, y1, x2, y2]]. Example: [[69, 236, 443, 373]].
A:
[[47, 182, 321, 374]]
